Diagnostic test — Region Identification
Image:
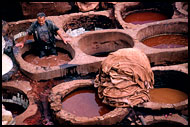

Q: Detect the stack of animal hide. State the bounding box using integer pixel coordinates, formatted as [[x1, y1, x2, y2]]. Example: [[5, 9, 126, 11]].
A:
[[94, 48, 154, 107]]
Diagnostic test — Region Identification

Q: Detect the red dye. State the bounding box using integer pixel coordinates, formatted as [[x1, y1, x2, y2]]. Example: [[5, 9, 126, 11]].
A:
[[62, 89, 114, 117], [124, 11, 168, 24], [142, 34, 188, 49]]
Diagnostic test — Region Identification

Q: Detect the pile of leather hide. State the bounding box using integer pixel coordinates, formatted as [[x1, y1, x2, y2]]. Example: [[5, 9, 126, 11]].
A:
[[94, 48, 154, 107]]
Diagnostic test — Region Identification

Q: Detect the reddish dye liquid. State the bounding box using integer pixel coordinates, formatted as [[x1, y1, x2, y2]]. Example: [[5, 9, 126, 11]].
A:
[[124, 11, 168, 24], [62, 89, 113, 117], [149, 88, 188, 104], [3, 102, 26, 118], [23, 52, 71, 67], [142, 34, 188, 49]]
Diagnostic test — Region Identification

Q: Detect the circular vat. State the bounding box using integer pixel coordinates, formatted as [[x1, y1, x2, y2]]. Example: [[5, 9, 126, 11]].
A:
[[138, 68, 188, 110], [62, 12, 121, 37], [21, 41, 74, 67], [136, 19, 188, 49], [135, 19, 188, 66], [2, 81, 38, 125], [49, 79, 129, 125], [14, 33, 75, 67], [115, 2, 174, 28], [78, 30, 134, 57], [2, 87, 29, 118], [13, 33, 76, 80], [151, 70, 188, 101]]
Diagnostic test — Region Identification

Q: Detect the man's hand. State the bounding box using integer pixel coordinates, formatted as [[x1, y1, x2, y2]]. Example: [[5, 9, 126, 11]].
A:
[[57, 29, 72, 45], [15, 42, 24, 48]]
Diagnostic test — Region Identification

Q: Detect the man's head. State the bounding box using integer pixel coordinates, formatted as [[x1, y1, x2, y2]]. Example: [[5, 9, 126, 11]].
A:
[[37, 12, 46, 26]]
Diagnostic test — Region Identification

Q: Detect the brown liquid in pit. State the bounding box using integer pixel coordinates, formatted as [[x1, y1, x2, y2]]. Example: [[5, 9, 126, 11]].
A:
[[124, 11, 168, 24], [142, 34, 188, 48], [149, 88, 188, 104], [62, 89, 113, 117], [24, 52, 71, 67]]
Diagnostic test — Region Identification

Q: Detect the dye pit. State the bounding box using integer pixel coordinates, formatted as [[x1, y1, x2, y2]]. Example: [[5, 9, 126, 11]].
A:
[[62, 88, 114, 117], [90, 40, 132, 57], [15, 35, 72, 67], [23, 47, 72, 67], [142, 34, 188, 49], [63, 15, 120, 32], [148, 70, 188, 104], [123, 11, 169, 25]]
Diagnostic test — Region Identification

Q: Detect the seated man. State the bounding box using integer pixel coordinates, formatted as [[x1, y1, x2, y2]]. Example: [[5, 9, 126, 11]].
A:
[[16, 12, 71, 58]]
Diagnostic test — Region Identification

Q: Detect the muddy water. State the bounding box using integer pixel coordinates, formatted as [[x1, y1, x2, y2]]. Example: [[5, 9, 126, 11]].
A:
[[3, 102, 26, 118], [124, 11, 168, 24], [149, 88, 188, 104], [62, 89, 113, 117], [23, 52, 71, 67], [142, 34, 188, 48]]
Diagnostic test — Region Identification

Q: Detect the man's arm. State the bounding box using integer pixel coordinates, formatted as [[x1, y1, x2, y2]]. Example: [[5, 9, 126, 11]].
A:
[[15, 22, 35, 48], [56, 29, 71, 44], [15, 34, 29, 48]]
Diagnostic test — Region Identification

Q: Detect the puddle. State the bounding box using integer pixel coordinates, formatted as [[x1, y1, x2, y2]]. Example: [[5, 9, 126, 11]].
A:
[[124, 11, 169, 24], [62, 88, 113, 117], [142, 34, 188, 48]]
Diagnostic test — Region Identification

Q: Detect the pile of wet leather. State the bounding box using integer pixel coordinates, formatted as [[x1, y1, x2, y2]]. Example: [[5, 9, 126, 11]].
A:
[[94, 48, 154, 107]]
